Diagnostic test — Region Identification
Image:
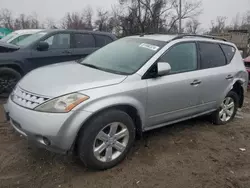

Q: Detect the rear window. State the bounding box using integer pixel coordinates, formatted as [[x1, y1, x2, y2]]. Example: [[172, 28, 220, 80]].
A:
[[221, 44, 236, 63]]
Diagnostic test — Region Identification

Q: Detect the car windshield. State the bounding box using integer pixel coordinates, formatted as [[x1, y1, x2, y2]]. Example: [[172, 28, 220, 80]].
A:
[[80, 38, 165, 75], [16, 32, 47, 46], [0, 32, 18, 42]]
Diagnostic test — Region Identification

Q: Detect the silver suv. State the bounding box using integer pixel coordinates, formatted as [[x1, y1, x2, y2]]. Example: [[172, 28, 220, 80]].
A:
[[4, 34, 248, 170]]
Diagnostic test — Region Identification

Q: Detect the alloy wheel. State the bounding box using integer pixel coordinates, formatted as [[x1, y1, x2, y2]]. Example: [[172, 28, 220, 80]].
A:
[[93, 122, 130, 163], [219, 97, 235, 122]]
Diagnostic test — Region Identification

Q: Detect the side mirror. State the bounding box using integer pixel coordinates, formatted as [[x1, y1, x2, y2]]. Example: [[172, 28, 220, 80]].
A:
[[157, 62, 171, 76], [37, 41, 49, 51]]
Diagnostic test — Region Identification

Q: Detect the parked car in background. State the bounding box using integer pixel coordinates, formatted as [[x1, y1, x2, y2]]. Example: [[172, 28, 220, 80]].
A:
[[4, 34, 248, 170], [0, 29, 116, 96], [244, 56, 250, 87], [0, 27, 13, 39], [0, 29, 42, 45]]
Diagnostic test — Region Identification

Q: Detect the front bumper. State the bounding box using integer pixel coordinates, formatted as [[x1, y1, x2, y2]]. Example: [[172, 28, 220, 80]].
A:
[[4, 98, 92, 154]]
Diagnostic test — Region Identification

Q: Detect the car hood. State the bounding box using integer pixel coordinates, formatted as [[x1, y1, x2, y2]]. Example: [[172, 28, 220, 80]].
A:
[[18, 61, 127, 97], [0, 41, 19, 52]]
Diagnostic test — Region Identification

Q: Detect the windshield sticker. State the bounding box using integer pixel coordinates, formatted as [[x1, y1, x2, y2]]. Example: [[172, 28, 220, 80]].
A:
[[139, 43, 160, 51]]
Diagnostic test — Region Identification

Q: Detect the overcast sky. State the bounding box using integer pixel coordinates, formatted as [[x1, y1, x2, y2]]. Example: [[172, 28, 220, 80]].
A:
[[1, 0, 250, 30]]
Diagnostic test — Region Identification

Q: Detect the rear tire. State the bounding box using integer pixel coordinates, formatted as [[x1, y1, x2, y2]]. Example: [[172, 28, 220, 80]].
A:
[[0, 67, 21, 97], [211, 91, 239, 125], [77, 109, 136, 170]]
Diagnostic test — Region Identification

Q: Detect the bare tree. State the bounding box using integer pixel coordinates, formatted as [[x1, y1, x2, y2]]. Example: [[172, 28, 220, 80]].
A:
[[0, 9, 14, 29], [214, 11, 250, 33], [82, 6, 93, 30], [61, 12, 86, 29], [13, 13, 41, 29], [109, 5, 124, 36], [61, 7, 94, 30], [95, 9, 110, 31], [0, 9, 42, 30], [185, 18, 200, 34], [210, 16, 227, 33], [167, 0, 202, 32], [45, 18, 57, 29], [115, 0, 202, 35], [231, 13, 242, 30], [241, 11, 250, 32], [29, 13, 40, 29], [0, 2, 204, 36], [118, 0, 175, 33]]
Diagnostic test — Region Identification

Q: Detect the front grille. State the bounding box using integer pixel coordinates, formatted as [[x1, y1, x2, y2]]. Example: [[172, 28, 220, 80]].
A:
[[11, 87, 50, 109]]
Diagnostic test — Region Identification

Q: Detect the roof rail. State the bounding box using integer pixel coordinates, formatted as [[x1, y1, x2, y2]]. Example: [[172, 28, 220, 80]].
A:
[[172, 34, 227, 41]]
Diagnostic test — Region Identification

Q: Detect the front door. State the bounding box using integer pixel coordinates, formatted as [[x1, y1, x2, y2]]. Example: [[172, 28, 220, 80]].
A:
[[29, 32, 75, 70], [146, 42, 202, 127]]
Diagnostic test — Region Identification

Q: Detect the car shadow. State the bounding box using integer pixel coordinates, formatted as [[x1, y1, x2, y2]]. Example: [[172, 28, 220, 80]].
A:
[[20, 115, 214, 173]]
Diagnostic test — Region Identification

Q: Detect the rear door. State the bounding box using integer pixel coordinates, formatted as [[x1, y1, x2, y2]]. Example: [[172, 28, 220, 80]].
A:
[[71, 32, 98, 60], [195, 42, 235, 111], [30, 32, 75, 69]]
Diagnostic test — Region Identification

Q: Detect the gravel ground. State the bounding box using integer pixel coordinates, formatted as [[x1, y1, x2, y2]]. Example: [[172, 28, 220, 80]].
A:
[[1, 93, 250, 188]]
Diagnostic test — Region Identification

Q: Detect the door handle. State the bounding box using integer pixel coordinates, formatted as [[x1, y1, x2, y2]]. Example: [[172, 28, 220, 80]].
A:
[[226, 75, 234, 80], [190, 79, 202, 86]]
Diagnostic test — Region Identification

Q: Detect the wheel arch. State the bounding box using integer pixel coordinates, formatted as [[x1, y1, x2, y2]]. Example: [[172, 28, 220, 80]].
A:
[[0, 62, 24, 75], [219, 78, 246, 109], [71, 103, 144, 154], [232, 80, 244, 108]]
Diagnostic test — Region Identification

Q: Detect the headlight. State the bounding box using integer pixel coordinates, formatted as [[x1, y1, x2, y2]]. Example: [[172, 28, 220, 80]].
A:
[[35, 93, 89, 113]]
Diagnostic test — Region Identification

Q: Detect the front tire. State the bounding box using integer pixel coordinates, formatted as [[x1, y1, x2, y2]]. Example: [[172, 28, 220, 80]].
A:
[[211, 91, 239, 125], [0, 67, 21, 97], [77, 110, 136, 170]]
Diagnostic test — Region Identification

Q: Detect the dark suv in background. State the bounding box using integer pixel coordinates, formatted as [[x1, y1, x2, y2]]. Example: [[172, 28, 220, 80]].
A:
[[0, 29, 116, 96]]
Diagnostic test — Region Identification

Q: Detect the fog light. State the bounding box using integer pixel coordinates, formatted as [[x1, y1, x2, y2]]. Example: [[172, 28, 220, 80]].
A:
[[43, 137, 51, 146]]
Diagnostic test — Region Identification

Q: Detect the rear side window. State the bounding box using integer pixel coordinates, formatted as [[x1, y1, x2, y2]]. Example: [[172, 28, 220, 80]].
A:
[[199, 42, 226, 69], [221, 44, 236, 63], [95, 35, 113, 47], [74, 33, 95, 48]]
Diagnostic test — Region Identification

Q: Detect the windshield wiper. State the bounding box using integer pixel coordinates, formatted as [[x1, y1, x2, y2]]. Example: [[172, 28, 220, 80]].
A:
[[81, 63, 101, 70], [81, 63, 128, 75]]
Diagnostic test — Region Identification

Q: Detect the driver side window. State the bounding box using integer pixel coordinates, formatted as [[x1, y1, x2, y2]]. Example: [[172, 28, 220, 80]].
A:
[[159, 42, 197, 74], [44, 33, 70, 49]]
